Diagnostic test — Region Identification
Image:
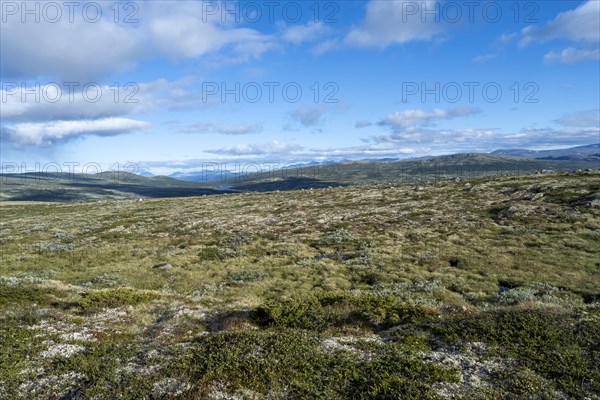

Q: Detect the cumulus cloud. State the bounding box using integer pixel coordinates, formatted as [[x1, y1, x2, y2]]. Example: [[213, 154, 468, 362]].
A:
[[1, 2, 278, 81], [369, 107, 599, 151], [281, 22, 329, 44], [544, 47, 600, 64], [372, 127, 496, 145], [346, 0, 444, 47], [1, 83, 142, 122], [149, 3, 277, 62], [0, 78, 207, 123], [499, 1, 600, 64], [378, 108, 480, 132], [364, 108, 493, 150], [520, 1, 600, 46], [0, 14, 140, 81], [2, 118, 150, 146], [207, 140, 303, 156]]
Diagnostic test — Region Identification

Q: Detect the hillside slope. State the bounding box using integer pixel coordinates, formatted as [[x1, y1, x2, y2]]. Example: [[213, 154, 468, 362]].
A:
[[1, 171, 599, 398], [2, 153, 598, 202], [0, 171, 219, 202], [492, 143, 600, 162], [230, 152, 600, 190]]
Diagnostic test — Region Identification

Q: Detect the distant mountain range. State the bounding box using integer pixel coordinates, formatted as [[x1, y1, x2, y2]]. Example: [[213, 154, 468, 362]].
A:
[[1, 144, 598, 202], [166, 144, 599, 183], [167, 160, 346, 183], [492, 143, 599, 162]]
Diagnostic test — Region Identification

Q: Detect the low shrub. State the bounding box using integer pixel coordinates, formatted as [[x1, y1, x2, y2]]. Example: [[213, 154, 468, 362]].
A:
[[78, 288, 158, 310], [252, 292, 434, 331]]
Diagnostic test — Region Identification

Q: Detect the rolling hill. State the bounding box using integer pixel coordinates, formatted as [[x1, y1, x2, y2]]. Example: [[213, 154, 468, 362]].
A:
[[492, 143, 600, 162], [1, 170, 599, 398], [0, 171, 219, 202], [1, 150, 598, 202]]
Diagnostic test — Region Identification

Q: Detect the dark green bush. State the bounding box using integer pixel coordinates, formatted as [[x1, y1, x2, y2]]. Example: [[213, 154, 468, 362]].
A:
[[252, 292, 433, 331], [427, 306, 600, 397], [78, 288, 158, 310], [0, 283, 58, 305], [179, 330, 456, 399]]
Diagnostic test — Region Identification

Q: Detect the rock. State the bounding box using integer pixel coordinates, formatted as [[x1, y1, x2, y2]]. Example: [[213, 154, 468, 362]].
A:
[[153, 263, 173, 270], [414, 186, 425, 191], [522, 192, 544, 201], [531, 193, 544, 201], [584, 195, 600, 207], [152, 379, 191, 398], [464, 183, 472, 189], [503, 205, 519, 218]]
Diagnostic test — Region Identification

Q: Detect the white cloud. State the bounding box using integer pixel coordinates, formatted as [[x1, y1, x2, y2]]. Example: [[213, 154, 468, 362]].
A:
[[216, 124, 263, 135], [373, 127, 496, 145], [511, 127, 600, 147], [370, 107, 599, 151], [178, 122, 262, 135], [149, 3, 277, 61], [365, 108, 494, 150], [0, 78, 204, 123], [498, 32, 518, 44], [1, 2, 278, 81], [207, 140, 303, 156], [311, 39, 340, 55], [281, 22, 328, 44], [2, 118, 150, 146], [544, 47, 600, 64], [0, 15, 140, 81], [378, 108, 480, 132], [346, 1, 443, 47], [554, 109, 600, 128], [1, 83, 142, 122], [291, 107, 327, 127], [520, 1, 600, 46]]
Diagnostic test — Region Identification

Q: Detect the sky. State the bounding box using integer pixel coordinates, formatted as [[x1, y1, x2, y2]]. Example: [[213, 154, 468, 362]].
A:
[[1, 0, 599, 175]]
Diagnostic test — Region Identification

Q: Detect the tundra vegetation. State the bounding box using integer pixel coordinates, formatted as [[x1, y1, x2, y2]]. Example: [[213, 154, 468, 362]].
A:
[[0, 171, 599, 399]]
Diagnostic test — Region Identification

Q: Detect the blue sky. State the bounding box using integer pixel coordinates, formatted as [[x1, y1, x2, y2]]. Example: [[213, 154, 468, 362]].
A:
[[1, 0, 599, 175]]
